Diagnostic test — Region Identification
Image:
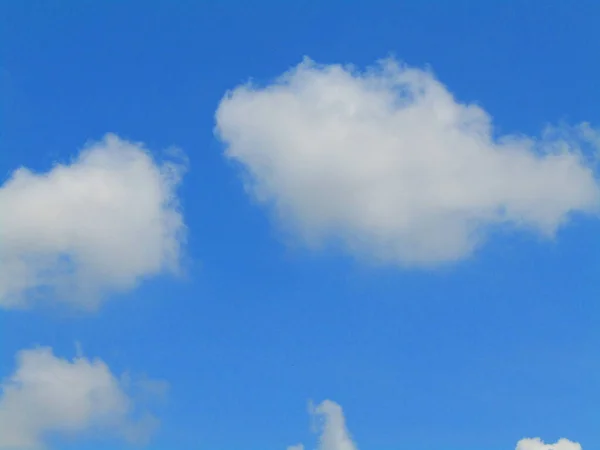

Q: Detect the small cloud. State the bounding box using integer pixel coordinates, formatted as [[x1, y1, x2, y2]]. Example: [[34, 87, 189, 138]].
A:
[[0, 133, 187, 310], [289, 400, 357, 450], [516, 437, 582, 450], [0, 346, 166, 449], [289, 400, 582, 450], [312, 400, 357, 450]]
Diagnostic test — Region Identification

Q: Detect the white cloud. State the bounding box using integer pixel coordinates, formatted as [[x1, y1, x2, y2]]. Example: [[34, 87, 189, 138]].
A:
[[288, 400, 357, 450], [289, 400, 582, 450], [311, 400, 357, 450], [0, 134, 186, 309], [287, 445, 305, 450], [0, 346, 165, 449], [516, 438, 582, 450], [216, 58, 600, 266]]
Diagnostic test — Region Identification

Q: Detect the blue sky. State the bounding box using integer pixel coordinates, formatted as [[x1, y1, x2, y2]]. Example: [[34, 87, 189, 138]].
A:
[[1, 1, 600, 450]]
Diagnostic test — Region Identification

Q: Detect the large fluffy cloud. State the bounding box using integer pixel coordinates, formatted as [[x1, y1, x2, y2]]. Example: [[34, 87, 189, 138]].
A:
[[0, 346, 165, 449], [0, 134, 186, 309], [216, 58, 600, 266], [288, 400, 581, 450]]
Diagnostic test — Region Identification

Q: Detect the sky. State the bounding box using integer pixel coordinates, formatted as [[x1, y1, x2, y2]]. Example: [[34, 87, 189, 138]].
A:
[[1, 1, 600, 449]]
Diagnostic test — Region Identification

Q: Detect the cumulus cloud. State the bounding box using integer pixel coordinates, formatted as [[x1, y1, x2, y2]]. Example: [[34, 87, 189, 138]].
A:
[[0, 346, 165, 449], [0, 134, 186, 309], [216, 58, 600, 266], [516, 438, 582, 450], [289, 400, 582, 450], [310, 400, 357, 450], [288, 400, 356, 450]]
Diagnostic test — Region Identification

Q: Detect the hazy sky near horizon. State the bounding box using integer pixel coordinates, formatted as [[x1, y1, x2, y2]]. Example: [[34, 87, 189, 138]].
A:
[[2, 1, 600, 449]]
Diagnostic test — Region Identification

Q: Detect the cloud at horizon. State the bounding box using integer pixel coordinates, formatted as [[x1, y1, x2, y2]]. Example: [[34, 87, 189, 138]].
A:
[[288, 400, 582, 450]]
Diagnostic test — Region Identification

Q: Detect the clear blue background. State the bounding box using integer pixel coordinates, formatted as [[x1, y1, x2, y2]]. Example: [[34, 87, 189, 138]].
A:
[[2, 1, 600, 449]]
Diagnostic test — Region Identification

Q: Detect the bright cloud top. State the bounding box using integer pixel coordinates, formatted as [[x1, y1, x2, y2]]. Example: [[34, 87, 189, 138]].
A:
[[290, 400, 582, 450], [0, 346, 165, 449], [287, 400, 356, 450], [311, 400, 357, 450], [216, 58, 600, 266], [516, 438, 582, 450], [0, 134, 186, 309]]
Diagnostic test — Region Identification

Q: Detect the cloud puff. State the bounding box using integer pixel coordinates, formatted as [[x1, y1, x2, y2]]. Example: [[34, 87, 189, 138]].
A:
[[287, 445, 305, 450], [310, 400, 357, 450], [288, 400, 356, 450], [516, 438, 582, 450], [0, 346, 165, 449], [0, 134, 186, 309], [290, 400, 582, 450], [216, 58, 600, 266]]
